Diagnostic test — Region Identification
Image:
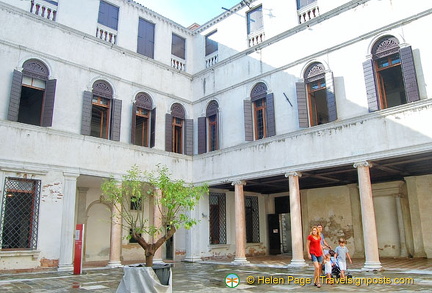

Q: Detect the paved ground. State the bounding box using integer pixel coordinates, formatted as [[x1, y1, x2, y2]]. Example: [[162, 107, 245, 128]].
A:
[[0, 257, 431, 292]]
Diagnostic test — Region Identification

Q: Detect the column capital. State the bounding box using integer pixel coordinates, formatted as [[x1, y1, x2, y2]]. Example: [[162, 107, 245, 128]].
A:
[[285, 171, 302, 178], [231, 180, 246, 186], [353, 161, 372, 169]]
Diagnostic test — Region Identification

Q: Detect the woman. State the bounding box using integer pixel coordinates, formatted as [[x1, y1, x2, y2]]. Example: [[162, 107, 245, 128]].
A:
[[307, 226, 324, 288]]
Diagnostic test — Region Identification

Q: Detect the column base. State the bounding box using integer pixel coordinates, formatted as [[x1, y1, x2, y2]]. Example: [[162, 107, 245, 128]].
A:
[[232, 257, 250, 265], [183, 256, 202, 263], [287, 259, 308, 267], [57, 264, 73, 272], [107, 261, 123, 268], [362, 261, 382, 271]]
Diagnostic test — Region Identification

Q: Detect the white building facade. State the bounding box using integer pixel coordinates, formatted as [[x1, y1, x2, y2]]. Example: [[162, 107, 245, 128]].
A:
[[0, 0, 431, 271]]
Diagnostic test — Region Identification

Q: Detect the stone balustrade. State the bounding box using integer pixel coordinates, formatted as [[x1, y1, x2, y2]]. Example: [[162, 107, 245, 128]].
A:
[[205, 52, 218, 68], [96, 25, 117, 45], [171, 55, 186, 71], [248, 30, 265, 47], [298, 2, 320, 24], [30, 0, 57, 21]]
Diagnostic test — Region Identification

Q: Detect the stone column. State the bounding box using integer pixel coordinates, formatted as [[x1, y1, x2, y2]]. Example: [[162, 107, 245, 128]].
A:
[[286, 172, 307, 267], [58, 172, 79, 271], [354, 162, 382, 271], [395, 195, 408, 257], [107, 202, 122, 268], [232, 180, 249, 265], [153, 188, 164, 263]]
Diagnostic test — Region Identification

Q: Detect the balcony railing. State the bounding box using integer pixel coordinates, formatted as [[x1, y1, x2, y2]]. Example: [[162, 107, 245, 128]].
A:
[[298, 1, 320, 24], [205, 52, 218, 68], [248, 30, 265, 47], [30, 0, 57, 21], [171, 55, 186, 71], [96, 24, 117, 45]]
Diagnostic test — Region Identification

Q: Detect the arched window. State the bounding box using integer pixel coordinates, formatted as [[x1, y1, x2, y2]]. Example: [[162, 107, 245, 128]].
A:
[[296, 62, 337, 127], [131, 92, 155, 147], [165, 103, 193, 155], [363, 36, 420, 111], [7, 59, 57, 127], [81, 80, 122, 141], [244, 82, 275, 141], [198, 100, 219, 154]]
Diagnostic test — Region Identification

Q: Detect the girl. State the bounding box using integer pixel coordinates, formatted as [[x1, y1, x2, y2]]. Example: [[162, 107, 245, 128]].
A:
[[306, 226, 324, 288]]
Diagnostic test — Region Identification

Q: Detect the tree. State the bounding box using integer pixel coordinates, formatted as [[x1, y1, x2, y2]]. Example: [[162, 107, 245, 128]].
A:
[[101, 164, 208, 267]]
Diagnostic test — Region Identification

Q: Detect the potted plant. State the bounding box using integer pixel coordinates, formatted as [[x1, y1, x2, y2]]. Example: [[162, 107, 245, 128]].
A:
[[101, 164, 208, 292]]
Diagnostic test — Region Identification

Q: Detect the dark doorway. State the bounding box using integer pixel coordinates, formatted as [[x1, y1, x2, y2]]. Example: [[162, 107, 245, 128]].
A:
[[268, 214, 281, 255]]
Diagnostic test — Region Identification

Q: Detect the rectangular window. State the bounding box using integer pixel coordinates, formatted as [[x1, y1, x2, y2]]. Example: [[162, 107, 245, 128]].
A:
[[245, 196, 260, 243], [205, 31, 218, 56], [296, 0, 316, 10], [137, 18, 155, 58], [172, 117, 183, 154], [247, 6, 263, 35], [209, 193, 226, 244], [208, 115, 218, 151], [98, 0, 119, 30], [134, 108, 150, 147], [1, 178, 41, 249], [253, 99, 267, 140], [91, 96, 111, 139], [171, 34, 186, 60]]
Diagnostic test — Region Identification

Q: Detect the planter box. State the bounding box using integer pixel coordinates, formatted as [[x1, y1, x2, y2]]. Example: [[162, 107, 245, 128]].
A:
[[116, 264, 172, 293]]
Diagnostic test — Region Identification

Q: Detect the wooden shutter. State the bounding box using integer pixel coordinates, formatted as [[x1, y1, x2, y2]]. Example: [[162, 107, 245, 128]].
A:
[[165, 113, 173, 152], [81, 91, 93, 135], [325, 72, 337, 122], [41, 79, 57, 127], [131, 103, 137, 144], [400, 46, 420, 103], [110, 98, 122, 141], [244, 100, 253, 141], [362, 59, 379, 112], [185, 119, 193, 155], [296, 82, 309, 128], [266, 93, 276, 137], [150, 108, 156, 148], [7, 70, 23, 122], [198, 116, 207, 154], [137, 18, 155, 58]]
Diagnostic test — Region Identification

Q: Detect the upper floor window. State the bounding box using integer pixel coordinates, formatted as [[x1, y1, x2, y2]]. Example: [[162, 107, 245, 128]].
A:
[[247, 5, 263, 35], [363, 36, 420, 112], [7, 59, 57, 127], [205, 31, 218, 56], [165, 103, 193, 155], [137, 18, 155, 59], [81, 80, 122, 141], [131, 92, 155, 147], [296, 62, 337, 127], [171, 34, 186, 60], [98, 1, 119, 30], [1, 178, 41, 249], [198, 100, 219, 154], [244, 83, 276, 141], [296, 0, 316, 10]]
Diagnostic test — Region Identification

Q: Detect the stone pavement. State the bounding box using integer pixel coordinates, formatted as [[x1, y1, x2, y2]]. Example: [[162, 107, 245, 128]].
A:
[[0, 257, 431, 292]]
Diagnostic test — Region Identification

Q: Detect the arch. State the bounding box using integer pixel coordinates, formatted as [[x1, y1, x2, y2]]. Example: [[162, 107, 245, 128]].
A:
[[366, 33, 405, 58], [170, 103, 185, 119], [135, 92, 153, 110], [85, 200, 111, 261], [371, 35, 400, 59], [304, 62, 326, 82], [250, 82, 268, 102], [22, 59, 49, 80], [92, 80, 113, 99], [206, 100, 219, 117]]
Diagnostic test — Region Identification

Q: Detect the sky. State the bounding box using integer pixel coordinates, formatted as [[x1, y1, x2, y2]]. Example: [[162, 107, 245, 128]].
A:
[[134, 0, 243, 27]]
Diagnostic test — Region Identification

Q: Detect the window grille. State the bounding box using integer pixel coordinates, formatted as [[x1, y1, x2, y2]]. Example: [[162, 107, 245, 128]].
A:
[[209, 193, 226, 244], [1, 178, 41, 250], [245, 196, 260, 243]]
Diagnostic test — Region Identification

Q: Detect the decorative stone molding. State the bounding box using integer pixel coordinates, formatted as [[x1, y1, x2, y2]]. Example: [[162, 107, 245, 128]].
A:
[[231, 180, 246, 186], [285, 171, 302, 178], [353, 161, 372, 169]]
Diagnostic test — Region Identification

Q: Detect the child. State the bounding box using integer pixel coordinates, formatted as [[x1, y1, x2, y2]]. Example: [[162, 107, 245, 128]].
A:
[[323, 253, 333, 283], [334, 238, 352, 278]]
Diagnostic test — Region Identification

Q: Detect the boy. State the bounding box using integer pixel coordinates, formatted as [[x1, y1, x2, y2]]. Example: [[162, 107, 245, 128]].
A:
[[334, 238, 352, 278]]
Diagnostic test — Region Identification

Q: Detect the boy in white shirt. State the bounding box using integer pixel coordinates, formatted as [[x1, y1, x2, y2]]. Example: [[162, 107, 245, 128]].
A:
[[334, 238, 352, 278]]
